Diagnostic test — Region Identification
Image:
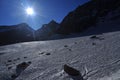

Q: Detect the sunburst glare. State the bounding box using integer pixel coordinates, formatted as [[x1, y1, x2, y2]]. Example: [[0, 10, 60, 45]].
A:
[[26, 7, 35, 16]]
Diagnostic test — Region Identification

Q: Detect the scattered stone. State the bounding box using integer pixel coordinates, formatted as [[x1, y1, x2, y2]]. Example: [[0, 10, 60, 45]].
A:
[[0, 52, 5, 55], [90, 35, 104, 40], [17, 58, 20, 60], [11, 74, 18, 79], [69, 49, 72, 51], [64, 64, 80, 76], [90, 35, 98, 39], [40, 52, 45, 55], [5, 62, 10, 66], [28, 61, 32, 64], [16, 62, 30, 75], [64, 64, 84, 80], [8, 60, 12, 62], [16, 62, 30, 70], [64, 45, 68, 47], [14, 58, 20, 61], [5, 64, 9, 66], [24, 57, 27, 59], [8, 66, 12, 70], [92, 43, 96, 45], [46, 53, 51, 55]]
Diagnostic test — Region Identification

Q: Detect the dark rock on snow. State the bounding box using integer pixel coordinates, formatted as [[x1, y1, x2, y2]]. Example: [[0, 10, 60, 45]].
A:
[[16, 62, 31, 75], [64, 64, 80, 76]]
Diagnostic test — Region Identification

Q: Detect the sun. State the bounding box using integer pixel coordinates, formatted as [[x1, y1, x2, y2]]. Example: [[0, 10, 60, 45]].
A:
[[26, 7, 34, 15]]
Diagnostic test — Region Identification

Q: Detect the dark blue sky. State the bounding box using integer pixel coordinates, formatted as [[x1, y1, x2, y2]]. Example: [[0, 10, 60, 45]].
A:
[[0, 0, 89, 30]]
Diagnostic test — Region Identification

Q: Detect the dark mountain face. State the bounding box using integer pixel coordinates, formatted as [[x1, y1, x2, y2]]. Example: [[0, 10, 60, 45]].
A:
[[57, 0, 120, 34], [0, 23, 35, 45], [35, 20, 60, 40], [0, 21, 59, 45]]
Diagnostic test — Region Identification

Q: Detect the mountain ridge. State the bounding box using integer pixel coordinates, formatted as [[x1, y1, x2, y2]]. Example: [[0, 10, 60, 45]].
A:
[[57, 0, 120, 34], [1, 0, 120, 80], [0, 0, 120, 45]]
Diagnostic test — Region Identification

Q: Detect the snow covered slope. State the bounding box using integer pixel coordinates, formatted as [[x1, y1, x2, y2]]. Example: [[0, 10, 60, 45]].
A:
[[0, 28, 120, 80]]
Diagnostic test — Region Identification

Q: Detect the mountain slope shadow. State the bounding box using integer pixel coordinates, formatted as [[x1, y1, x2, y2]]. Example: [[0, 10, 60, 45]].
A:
[[0, 23, 35, 46], [55, 0, 120, 39]]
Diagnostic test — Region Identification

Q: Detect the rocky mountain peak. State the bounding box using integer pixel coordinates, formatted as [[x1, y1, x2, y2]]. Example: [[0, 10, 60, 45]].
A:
[[49, 20, 57, 24], [57, 0, 120, 34]]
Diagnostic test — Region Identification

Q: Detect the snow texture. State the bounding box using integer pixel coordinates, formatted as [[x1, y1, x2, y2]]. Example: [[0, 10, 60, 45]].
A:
[[0, 29, 120, 80], [0, 11, 120, 80]]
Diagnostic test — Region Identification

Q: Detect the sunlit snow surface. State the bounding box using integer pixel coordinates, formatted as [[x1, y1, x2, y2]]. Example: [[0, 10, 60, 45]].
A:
[[0, 30, 120, 80]]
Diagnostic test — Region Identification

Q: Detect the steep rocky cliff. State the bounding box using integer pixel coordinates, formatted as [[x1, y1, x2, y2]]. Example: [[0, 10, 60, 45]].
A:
[[57, 0, 120, 34]]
